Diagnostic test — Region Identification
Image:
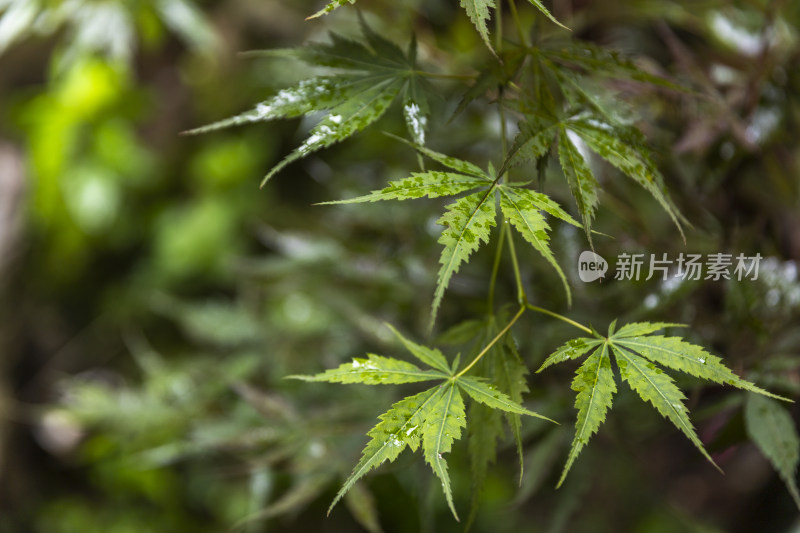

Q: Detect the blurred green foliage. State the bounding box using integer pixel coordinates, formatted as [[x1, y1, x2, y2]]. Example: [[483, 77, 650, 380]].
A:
[[0, 1, 799, 532]]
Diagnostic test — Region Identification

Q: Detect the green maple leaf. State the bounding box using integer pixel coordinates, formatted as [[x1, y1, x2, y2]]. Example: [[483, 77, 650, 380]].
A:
[[325, 386, 443, 514], [537, 337, 602, 372], [460, 0, 567, 53], [545, 40, 687, 91], [423, 381, 467, 519], [433, 191, 498, 325], [615, 343, 718, 468], [185, 15, 431, 187], [568, 118, 687, 239], [609, 323, 784, 397], [557, 343, 616, 487], [505, 112, 686, 242], [504, 113, 563, 171], [325, 143, 577, 325], [524, 0, 568, 30], [497, 185, 580, 304], [288, 354, 445, 385], [291, 324, 552, 519], [557, 127, 600, 245], [537, 322, 790, 486], [389, 134, 488, 177], [460, 0, 496, 52], [745, 394, 800, 510], [498, 39, 690, 243], [318, 171, 490, 204], [384, 323, 452, 373]]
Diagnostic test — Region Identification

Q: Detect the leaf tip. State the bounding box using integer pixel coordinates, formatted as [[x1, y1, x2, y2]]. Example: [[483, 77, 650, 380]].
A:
[[530, 411, 559, 424], [763, 391, 793, 403], [259, 172, 274, 189]]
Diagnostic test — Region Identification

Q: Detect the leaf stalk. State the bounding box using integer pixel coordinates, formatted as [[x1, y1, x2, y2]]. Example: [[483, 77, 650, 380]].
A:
[[526, 304, 593, 334], [455, 306, 525, 378]]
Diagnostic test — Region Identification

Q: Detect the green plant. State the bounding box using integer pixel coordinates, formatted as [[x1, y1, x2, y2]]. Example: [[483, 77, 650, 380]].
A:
[[187, 0, 798, 525], [5, 1, 798, 531]]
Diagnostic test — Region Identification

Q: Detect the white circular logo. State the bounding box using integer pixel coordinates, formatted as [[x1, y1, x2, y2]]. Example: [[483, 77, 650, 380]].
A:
[[578, 251, 608, 282]]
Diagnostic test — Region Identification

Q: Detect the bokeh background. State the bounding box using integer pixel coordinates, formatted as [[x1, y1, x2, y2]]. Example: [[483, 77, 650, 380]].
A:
[[0, 0, 799, 531]]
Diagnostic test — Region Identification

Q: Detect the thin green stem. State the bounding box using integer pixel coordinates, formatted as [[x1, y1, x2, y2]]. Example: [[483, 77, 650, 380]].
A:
[[505, 223, 526, 304], [526, 304, 593, 335], [416, 153, 426, 172], [487, 219, 507, 314], [508, 0, 529, 47], [455, 306, 525, 378], [499, 98, 509, 157], [498, 93, 526, 305]]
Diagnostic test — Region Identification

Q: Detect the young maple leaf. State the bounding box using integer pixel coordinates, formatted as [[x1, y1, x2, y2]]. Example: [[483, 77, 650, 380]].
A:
[[537, 321, 790, 486], [290, 324, 553, 520], [185, 14, 432, 187], [499, 40, 690, 245], [304, 0, 567, 53], [323, 139, 580, 325], [745, 394, 800, 510], [460, 0, 567, 54]]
